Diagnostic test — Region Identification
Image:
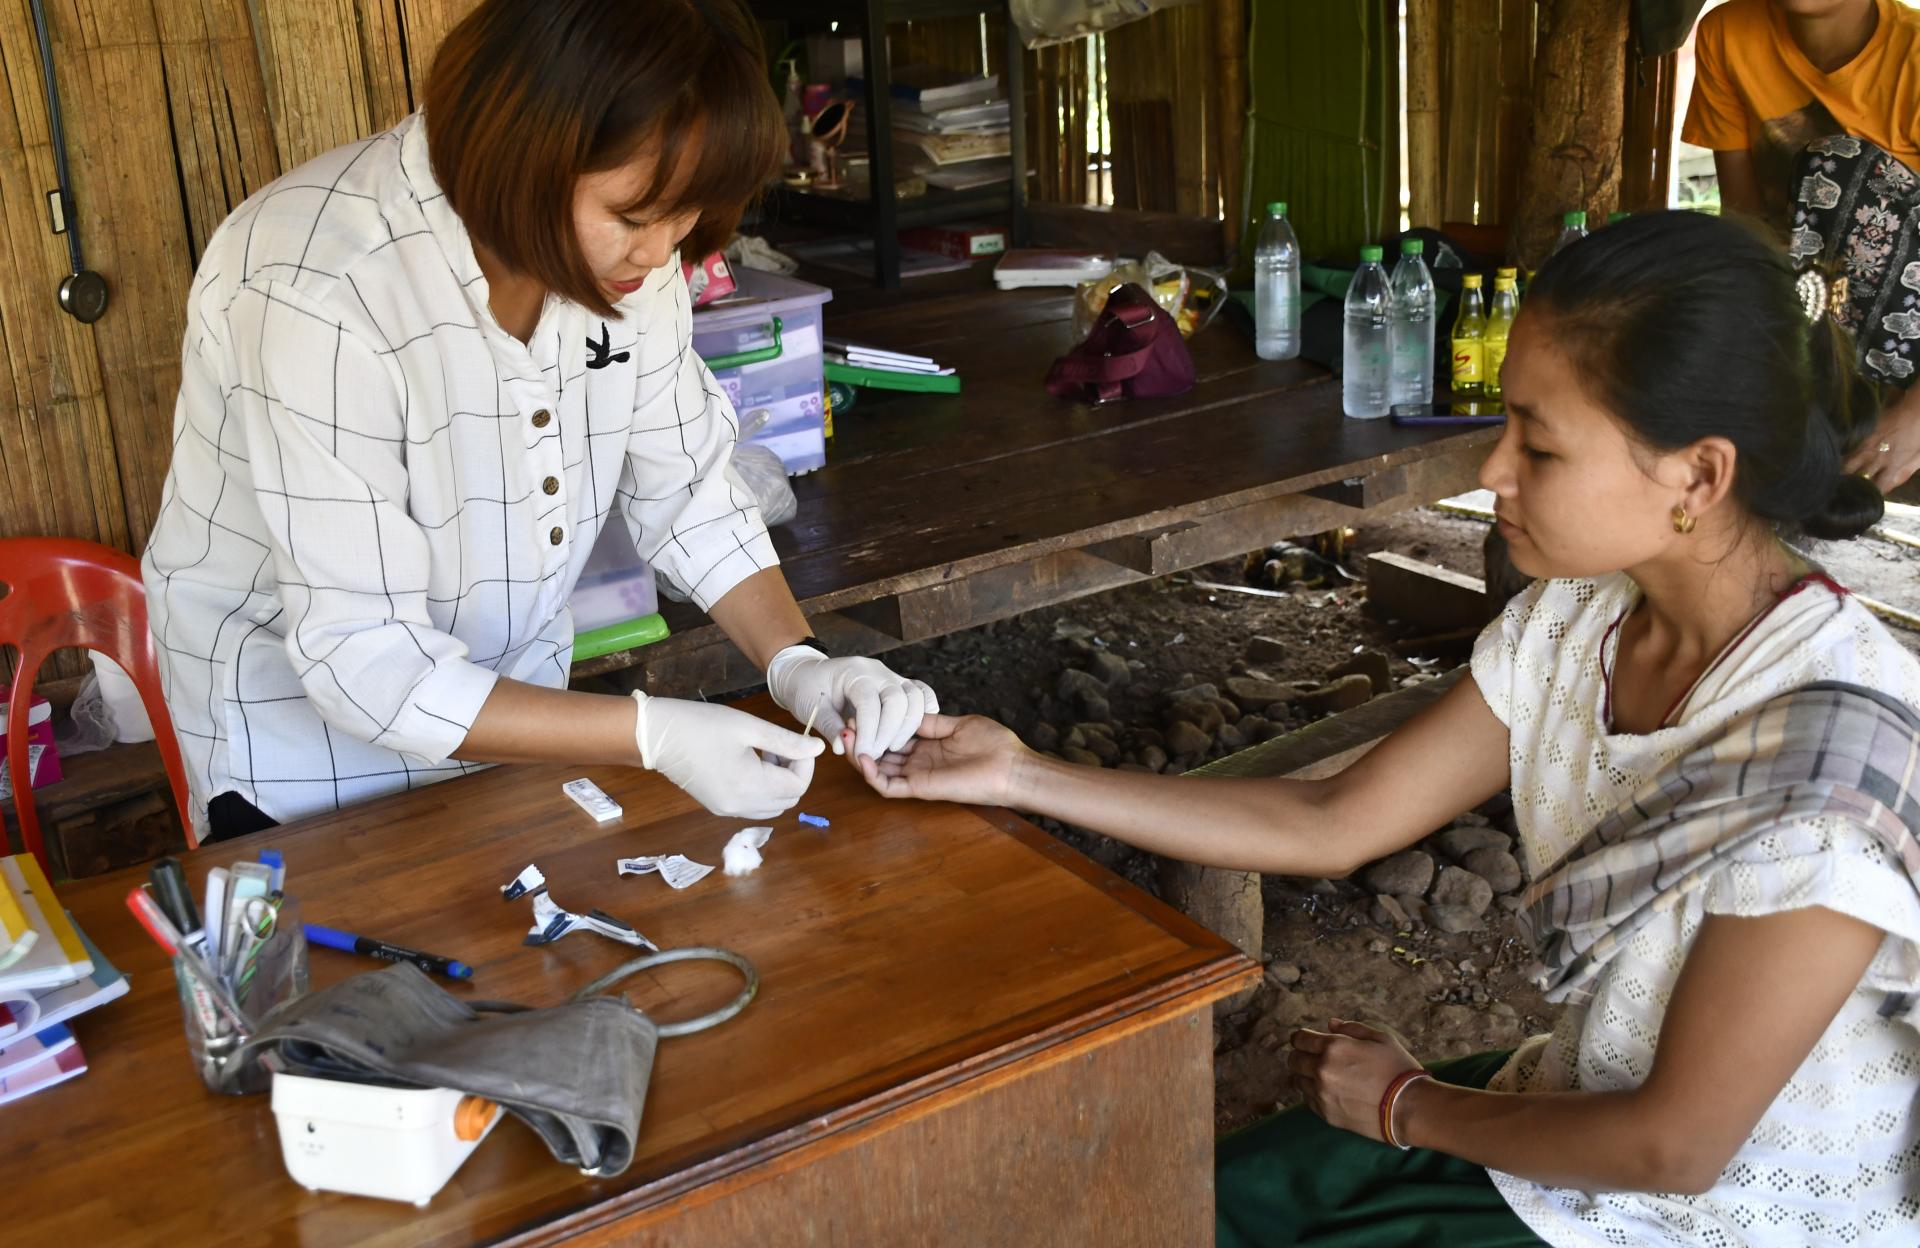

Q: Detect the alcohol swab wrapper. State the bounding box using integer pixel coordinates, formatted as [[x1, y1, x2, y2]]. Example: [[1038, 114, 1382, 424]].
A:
[[617, 854, 715, 890], [501, 863, 547, 902], [524, 890, 658, 950], [723, 826, 773, 877]]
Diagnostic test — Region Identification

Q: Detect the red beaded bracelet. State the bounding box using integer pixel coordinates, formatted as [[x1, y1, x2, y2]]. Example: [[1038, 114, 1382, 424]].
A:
[[1378, 1069, 1434, 1150]]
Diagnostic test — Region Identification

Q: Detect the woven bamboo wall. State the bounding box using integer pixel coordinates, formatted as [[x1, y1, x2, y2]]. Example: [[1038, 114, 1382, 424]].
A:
[[0, 0, 483, 570]]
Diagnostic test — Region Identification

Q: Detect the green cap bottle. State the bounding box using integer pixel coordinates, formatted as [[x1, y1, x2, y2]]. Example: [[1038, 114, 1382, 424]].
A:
[[1401, 238, 1424, 255], [1563, 210, 1588, 228], [1360, 245, 1383, 263], [1268, 201, 1288, 216]]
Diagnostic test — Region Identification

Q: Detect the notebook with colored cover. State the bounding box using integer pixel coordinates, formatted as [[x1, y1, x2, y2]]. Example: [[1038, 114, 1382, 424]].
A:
[[0, 859, 34, 974], [22, 917, 126, 1034], [0, 1037, 87, 1105], [0, 855, 92, 994], [0, 1022, 75, 1080]]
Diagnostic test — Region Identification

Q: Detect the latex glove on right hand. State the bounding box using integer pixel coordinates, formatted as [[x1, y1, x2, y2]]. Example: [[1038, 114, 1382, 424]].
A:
[[631, 691, 823, 820], [764, 645, 939, 761]]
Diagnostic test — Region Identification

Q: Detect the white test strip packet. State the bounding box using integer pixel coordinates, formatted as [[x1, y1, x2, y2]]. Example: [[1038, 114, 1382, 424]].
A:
[[616, 855, 716, 890]]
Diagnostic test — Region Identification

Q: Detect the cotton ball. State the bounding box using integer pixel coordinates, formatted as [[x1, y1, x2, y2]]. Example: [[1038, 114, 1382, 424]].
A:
[[724, 826, 773, 877]]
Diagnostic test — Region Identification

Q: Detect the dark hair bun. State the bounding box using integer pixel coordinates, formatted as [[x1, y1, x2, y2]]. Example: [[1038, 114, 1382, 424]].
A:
[[1804, 472, 1884, 541]]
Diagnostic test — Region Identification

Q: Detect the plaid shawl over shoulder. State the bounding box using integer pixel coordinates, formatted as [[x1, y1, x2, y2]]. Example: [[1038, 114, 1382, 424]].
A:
[[1519, 681, 1920, 1019]]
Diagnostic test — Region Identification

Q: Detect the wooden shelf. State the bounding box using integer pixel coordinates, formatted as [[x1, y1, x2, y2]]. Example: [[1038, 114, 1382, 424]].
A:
[[756, 0, 1028, 286], [764, 183, 1012, 231]]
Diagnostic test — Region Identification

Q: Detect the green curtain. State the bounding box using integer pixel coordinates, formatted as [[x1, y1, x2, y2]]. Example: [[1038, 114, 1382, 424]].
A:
[[1241, 0, 1393, 270]]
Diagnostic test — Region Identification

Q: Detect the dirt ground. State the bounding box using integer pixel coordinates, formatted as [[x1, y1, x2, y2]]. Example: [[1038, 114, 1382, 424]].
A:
[[875, 502, 1920, 1133]]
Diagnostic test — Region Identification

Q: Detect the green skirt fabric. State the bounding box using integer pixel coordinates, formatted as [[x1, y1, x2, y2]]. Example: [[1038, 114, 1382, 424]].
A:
[[1216, 1050, 1549, 1248]]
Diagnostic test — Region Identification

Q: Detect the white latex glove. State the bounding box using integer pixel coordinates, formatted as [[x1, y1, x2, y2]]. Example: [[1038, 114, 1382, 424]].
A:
[[630, 692, 822, 820], [764, 645, 940, 760]]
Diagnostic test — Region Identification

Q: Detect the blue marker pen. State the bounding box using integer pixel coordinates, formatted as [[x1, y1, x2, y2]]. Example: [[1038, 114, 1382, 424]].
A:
[[303, 924, 473, 980]]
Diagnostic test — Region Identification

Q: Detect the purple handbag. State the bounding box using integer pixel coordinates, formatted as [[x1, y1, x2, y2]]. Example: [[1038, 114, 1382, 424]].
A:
[[1045, 282, 1196, 404]]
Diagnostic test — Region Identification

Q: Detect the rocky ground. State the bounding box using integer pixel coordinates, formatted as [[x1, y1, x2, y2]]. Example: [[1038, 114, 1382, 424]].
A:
[[877, 504, 1920, 1132]]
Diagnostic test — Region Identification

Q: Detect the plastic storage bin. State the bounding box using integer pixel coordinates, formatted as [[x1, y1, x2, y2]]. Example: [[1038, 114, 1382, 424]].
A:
[[569, 524, 668, 662], [692, 269, 832, 476]]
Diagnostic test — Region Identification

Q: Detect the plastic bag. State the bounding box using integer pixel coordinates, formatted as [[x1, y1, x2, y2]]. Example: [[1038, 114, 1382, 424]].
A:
[[1073, 251, 1226, 342], [732, 441, 798, 527], [1010, 0, 1194, 48], [52, 671, 117, 758], [89, 651, 156, 743]]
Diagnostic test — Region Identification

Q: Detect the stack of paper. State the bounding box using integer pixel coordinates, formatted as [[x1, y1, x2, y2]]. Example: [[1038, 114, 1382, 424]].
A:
[[823, 338, 962, 395], [0, 855, 125, 1106], [825, 339, 954, 376], [845, 68, 1014, 192]]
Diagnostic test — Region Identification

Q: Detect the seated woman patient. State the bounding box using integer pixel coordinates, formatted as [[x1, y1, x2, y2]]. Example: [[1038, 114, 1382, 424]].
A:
[[860, 211, 1920, 1246], [142, 0, 935, 842]]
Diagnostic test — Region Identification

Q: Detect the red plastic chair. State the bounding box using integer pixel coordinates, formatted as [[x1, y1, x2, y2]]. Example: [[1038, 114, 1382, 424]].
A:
[[0, 538, 195, 874]]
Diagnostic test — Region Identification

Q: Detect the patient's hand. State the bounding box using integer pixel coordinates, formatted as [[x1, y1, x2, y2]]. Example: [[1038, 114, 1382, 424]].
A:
[[855, 714, 1025, 807]]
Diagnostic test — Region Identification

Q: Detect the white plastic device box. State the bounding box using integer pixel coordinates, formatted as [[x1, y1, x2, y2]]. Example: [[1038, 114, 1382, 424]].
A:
[[691, 268, 832, 476], [271, 1071, 501, 1206]]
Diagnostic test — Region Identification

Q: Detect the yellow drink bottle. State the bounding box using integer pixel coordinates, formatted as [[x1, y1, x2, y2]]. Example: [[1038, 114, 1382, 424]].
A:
[[1450, 274, 1487, 398], [1485, 276, 1517, 400]]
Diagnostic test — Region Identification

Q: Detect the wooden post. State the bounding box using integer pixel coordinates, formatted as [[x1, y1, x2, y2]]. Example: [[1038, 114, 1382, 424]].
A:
[[1215, 0, 1248, 251], [1405, 0, 1440, 228], [1511, 0, 1629, 267]]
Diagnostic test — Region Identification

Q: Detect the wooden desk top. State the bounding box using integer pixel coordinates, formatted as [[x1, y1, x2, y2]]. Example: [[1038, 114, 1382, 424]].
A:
[[6, 700, 1257, 1246]]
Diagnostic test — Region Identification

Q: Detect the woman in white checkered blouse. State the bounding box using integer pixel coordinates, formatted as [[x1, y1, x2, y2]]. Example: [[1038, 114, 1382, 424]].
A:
[[861, 212, 1920, 1245], [142, 0, 934, 840]]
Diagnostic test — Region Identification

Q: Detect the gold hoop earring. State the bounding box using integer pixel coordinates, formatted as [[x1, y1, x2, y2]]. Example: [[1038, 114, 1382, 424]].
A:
[[1671, 504, 1696, 535]]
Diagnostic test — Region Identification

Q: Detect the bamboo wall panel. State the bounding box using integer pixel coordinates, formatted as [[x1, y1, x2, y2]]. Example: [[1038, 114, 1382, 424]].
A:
[[251, 0, 375, 168], [1027, 36, 1090, 206], [1106, 3, 1214, 219], [0, 1, 120, 559], [154, 0, 281, 262], [1428, 0, 1535, 230], [0, 0, 476, 683]]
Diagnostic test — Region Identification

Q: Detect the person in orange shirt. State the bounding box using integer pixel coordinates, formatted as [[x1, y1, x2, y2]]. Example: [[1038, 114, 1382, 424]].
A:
[[1684, 0, 1920, 490]]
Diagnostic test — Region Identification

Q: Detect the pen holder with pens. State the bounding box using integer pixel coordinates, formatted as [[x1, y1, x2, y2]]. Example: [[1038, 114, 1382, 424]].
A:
[[175, 892, 309, 1094]]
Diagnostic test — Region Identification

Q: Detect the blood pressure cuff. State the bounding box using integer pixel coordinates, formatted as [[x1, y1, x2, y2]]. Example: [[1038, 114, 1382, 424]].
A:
[[230, 948, 756, 1177]]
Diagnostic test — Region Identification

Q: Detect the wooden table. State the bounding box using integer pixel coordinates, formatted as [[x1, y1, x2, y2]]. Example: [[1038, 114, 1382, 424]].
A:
[[6, 698, 1258, 1245], [587, 263, 1500, 695]]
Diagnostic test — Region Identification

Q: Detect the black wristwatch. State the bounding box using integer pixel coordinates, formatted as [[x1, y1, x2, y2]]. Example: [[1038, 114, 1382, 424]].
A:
[[791, 635, 829, 657]]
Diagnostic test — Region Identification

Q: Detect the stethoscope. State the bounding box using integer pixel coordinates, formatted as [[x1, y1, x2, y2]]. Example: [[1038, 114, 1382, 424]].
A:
[[28, 0, 108, 323]]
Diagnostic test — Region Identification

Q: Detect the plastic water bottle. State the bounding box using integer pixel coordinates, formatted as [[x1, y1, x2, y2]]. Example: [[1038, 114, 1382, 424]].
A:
[[1254, 202, 1301, 360], [1555, 210, 1588, 253], [1388, 239, 1435, 411], [1342, 244, 1392, 419]]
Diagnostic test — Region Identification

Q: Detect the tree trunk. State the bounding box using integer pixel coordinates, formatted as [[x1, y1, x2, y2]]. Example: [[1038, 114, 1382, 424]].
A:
[[1158, 861, 1263, 1013], [1511, 0, 1630, 269]]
